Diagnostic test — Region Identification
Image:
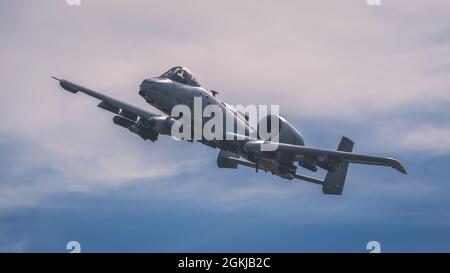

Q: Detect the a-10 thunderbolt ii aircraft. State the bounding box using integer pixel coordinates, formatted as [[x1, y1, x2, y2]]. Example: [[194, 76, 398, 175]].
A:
[[53, 66, 406, 195]]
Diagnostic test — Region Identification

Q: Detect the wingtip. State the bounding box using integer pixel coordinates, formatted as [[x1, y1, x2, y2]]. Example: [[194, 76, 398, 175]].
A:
[[393, 161, 407, 175], [51, 76, 61, 81], [387, 158, 407, 175]]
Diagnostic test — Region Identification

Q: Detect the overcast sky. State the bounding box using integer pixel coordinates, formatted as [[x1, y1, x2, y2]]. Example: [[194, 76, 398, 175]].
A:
[[0, 0, 450, 252]]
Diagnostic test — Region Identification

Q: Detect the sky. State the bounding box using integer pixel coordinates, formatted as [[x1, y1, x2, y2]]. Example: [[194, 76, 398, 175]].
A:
[[0, 0, 450, 252]]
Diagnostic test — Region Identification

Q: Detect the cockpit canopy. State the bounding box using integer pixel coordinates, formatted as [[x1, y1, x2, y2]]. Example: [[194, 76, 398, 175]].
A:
[[160, 66, 201, 87]]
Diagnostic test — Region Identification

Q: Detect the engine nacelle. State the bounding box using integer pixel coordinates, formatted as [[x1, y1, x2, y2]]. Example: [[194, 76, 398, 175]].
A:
[[217, 150, 238, 169], [257, 114, 304, 146]]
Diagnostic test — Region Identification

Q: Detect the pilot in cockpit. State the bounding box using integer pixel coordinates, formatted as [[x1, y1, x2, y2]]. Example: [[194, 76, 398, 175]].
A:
[[176, 69, 188, 84], [161, 67, 201, 87]]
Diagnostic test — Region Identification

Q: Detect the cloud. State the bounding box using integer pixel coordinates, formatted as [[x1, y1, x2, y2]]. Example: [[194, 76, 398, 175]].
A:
[[365, 119, 450, 154], [0, 235, 27, 253], [2, 0, 450, 119], [387, 125, 450, 153]]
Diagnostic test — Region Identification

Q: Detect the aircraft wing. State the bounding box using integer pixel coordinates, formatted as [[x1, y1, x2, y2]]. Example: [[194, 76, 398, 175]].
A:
[[53, 77, 160, 121], [244, 139, 407, 174]]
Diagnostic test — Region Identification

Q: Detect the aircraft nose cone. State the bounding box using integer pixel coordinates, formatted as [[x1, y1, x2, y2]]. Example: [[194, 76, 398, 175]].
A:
[[139, 79, 155, 97], [139, 77, 172, 101], [141, 79, 160, 91], [138, 85, 151, 101]]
